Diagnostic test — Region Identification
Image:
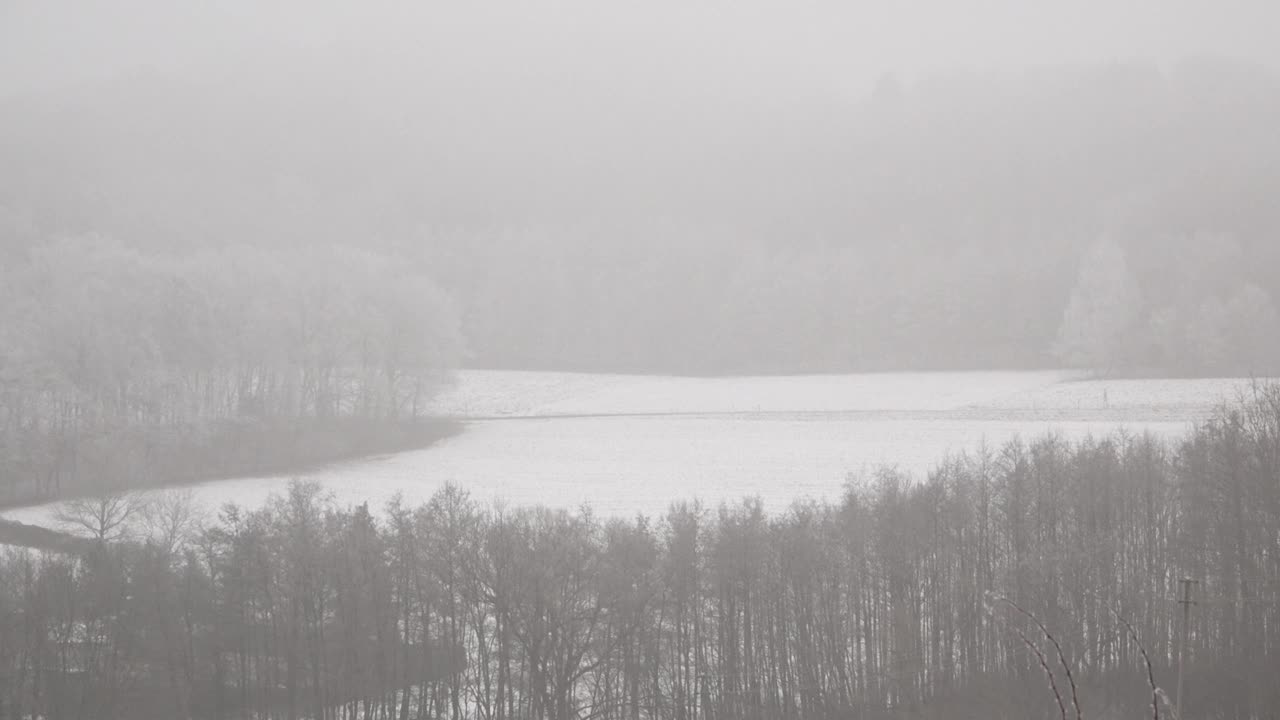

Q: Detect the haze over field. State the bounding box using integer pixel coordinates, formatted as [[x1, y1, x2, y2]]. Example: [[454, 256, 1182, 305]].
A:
[[5, 2, 1280, 375], [2, 2, 1280, 719]]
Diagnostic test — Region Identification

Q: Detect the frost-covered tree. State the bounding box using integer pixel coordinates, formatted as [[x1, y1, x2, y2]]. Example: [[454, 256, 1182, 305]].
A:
[[1053, 238, 1143, 371], [1185, 295, 1232, 372], [1172, 280, 1280, 371], [1186, 283, 1280, 374], [1223, 283, 1280, 374]]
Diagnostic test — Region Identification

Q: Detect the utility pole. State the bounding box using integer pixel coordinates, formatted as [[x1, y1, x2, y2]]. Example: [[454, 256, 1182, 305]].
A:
[[1176, 577, 1199, 720]]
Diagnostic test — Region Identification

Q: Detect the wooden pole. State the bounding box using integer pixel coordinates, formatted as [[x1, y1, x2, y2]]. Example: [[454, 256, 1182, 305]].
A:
[[1176, 578, 1198, 720]]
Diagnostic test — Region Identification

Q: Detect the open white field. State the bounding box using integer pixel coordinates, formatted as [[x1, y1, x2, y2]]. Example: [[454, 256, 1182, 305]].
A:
[[2, 371, 1266, 535], [426, 369, 1082, 417]]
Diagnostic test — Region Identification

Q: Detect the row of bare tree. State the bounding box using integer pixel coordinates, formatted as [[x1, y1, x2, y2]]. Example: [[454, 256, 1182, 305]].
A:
[[0, 238, 463, 505], [1, 387, 1277, 720]]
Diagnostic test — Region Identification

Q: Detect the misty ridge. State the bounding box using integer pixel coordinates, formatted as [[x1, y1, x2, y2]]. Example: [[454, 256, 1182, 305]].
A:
[[2, 2, 1280, 719]]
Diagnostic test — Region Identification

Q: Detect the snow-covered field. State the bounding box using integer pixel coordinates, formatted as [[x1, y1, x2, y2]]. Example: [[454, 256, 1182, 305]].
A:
[[425, 369, 1081, 416], [2, 371, 1265, 534]]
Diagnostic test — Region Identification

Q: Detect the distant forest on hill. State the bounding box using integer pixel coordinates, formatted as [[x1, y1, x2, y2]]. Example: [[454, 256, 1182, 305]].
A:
[[3, 59, 1280, 375]]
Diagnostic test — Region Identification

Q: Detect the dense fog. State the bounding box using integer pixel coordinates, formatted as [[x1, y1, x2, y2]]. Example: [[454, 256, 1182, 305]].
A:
[[4, 1, 1280, 373], [3, 2, 1279, 719]]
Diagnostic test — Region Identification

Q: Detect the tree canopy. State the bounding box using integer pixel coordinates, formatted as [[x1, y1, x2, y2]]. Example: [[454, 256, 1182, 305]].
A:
[[0, 238, 462, 504]]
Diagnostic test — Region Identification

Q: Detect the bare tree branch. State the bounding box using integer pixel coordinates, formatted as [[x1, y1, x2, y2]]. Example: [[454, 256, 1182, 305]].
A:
[[54, 490, 148, 544]]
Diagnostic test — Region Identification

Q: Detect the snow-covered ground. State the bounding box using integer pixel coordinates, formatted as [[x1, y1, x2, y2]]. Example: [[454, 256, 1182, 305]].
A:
[[426, 369, 1081, 416], [2, 371, 1264, 535], [974, 377, 1263, 413]]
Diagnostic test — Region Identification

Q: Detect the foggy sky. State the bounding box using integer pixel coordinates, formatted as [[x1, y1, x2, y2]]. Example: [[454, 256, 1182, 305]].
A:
[[5, 0, 1280, 274], [4, 0, 1279, 101]]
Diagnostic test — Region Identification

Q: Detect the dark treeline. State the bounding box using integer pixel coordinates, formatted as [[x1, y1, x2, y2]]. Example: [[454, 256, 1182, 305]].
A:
[[4, 60, 1280, 375], [0, 237, 463, 506], [1, 388, 1276, 720]]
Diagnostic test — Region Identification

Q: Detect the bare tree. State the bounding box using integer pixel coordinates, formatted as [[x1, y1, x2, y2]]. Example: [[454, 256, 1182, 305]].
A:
[[140, 488, 201, 555], [53, 489, 148, 543]]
